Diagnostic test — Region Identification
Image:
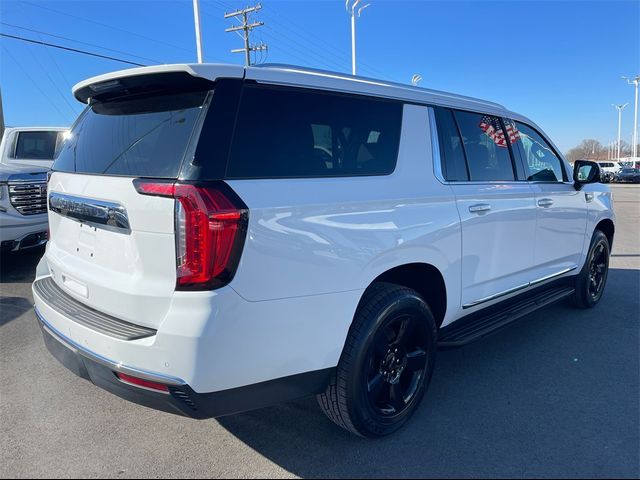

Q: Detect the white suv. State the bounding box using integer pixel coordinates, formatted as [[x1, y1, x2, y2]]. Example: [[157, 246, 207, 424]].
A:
[[33, 64, 614, 437]]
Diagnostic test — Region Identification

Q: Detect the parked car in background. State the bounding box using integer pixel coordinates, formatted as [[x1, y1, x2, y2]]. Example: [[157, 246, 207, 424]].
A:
[[0, 162, 48, 252], [615, 167, 640, 183], [0, 127, 68, 169], [597, 161, 621, 183], [33, 63, 614, 437]]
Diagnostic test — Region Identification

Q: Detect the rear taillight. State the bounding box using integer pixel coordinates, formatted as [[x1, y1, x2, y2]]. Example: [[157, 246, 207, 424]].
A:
[[134, 180, 248, 291]]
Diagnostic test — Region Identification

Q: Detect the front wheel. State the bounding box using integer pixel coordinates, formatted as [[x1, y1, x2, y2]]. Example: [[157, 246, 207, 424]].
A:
[[571, 230, 610, 308], [317, 283, 437, 437]]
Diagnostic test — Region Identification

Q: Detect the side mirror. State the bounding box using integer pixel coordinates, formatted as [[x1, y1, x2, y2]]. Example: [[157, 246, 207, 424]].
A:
[[573, 160, 600, 190]]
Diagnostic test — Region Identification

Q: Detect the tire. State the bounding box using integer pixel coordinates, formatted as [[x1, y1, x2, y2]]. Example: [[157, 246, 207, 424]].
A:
[[317, 282, 437, 437], [571, 230, 610, 308]]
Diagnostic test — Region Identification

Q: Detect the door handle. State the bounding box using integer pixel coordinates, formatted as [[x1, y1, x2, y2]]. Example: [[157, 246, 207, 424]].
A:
[[537, 198, 554, 208], [469, 204, 492, 214]]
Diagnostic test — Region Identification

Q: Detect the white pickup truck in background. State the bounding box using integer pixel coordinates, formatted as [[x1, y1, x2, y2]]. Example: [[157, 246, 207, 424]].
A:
[[0, 127, 68, 169], [0, 127, 67, 252]]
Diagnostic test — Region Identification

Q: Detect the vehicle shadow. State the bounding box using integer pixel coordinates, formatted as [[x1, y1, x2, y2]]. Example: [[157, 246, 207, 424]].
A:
[[0, 246, 44, 284], [0, 296, 33, 326], [217, 268, 640, 478]]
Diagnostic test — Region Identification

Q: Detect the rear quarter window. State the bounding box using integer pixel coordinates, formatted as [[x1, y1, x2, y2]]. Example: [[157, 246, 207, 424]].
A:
[[225, 85, 403, 179]]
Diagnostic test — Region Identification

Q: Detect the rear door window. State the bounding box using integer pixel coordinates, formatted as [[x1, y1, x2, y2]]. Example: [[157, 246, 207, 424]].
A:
[[433, 106, 469, 181], [225, 85, 402, 179], [453, 110, 516, 181], [14, 131, 64, 160], [53, 91, 209, 178]]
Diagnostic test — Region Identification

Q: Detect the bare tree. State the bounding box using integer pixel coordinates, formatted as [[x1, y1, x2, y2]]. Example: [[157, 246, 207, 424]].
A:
[[565, 139, 605, 163]]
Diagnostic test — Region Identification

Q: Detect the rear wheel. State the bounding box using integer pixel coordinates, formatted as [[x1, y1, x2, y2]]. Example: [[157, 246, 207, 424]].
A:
[[318, 283, 437, 437], [571, 230, 610, 308]]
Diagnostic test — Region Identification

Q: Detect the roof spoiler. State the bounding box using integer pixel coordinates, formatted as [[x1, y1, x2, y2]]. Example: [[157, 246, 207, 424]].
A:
[[72, 64, 245, 103]]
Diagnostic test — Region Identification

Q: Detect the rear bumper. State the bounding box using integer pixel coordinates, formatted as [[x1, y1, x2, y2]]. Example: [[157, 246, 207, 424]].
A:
[[36, 307, 334, 419]]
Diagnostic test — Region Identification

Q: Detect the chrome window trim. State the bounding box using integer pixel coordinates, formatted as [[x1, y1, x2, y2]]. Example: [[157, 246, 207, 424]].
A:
[[463, 265, 578, 309], [49, 191, 131, 234], [35, 306, 186, 387]]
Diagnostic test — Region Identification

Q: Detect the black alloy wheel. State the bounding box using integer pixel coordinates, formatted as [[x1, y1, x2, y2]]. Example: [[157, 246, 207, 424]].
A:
[[318, 282, 437, 437], [366, 313, 429, 417], [572, 229, 610, 308], [588, 241, 609, 301]]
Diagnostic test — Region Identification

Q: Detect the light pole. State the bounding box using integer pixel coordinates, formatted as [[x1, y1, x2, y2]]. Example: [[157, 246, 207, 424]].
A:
[[622, 75, 639, 158], [346, 0, 370, 75], [411, 74, 423, 86], [613, 103, 628, 160], [192, 0, 204, 63]]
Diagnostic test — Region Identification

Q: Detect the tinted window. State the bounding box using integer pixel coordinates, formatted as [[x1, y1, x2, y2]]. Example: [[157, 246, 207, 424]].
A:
[[14, 131, 64, 160], [512, 122, 564, 182], [434, 107, 468, 181], [453, 111, 515, 181], [226, 86, 402, 179], [54, 91, 208, 178]]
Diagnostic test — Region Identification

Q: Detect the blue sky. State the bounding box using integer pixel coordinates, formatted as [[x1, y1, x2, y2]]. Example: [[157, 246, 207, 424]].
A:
[[1, 0, 639, 153]]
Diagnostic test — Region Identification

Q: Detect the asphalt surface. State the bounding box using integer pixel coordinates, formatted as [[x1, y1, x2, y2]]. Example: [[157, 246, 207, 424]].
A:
[[1, 185, 638, 479]]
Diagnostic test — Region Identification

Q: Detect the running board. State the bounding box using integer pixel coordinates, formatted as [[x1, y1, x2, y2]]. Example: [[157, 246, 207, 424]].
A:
[[438, 285, 575, 348]]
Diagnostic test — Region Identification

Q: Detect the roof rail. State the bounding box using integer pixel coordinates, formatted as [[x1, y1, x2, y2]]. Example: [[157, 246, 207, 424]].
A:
[[251, 63, 506, 110]]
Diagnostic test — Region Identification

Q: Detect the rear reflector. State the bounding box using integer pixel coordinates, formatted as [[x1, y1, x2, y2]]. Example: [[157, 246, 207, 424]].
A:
[[116, 372, 169, 393], [133, 179, 248, 291]]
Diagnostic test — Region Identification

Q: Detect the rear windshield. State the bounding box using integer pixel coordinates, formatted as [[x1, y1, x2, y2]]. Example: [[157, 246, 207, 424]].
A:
[[14, 131, 65, 160], [53, 91, 209, 178]]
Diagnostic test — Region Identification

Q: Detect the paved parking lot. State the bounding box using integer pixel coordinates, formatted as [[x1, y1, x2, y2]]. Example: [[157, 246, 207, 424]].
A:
[[1, 185, 638, 479]]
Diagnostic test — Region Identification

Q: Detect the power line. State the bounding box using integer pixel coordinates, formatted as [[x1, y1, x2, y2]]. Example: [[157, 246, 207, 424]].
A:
[[19, 0, 227, 63], [18, 35, 79, 119], [8, 7, 78, 119], [19, 0, 191, 55], [0, 33, 146, 66], [210, 0, 390, 79], [14, 2, 76, 90], [203, 1, 344, 71], [1, 22, 162, 64], [249, 1, 389, 78], [259, 27, 345, 71], [1, 44, 72, 123], [224, 3, 267, 66]]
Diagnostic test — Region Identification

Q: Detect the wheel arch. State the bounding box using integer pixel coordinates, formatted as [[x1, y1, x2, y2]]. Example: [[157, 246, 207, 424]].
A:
[[357, 262, 448, 328], [595, 218, 614, 248]]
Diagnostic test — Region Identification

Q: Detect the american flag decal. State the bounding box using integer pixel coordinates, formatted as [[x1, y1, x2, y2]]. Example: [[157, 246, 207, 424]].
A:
[[503, 118, 521, 145], [479, 116, 520, 147]]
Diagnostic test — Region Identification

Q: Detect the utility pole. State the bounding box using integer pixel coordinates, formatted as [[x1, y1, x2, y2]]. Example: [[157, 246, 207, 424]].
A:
[[346, 0, 371, 75], [192, 0, 204, 63], [622, 75, 639, 158], [613, 103, 628, 160], [224, 4, 267, 66], [0, 88, 4, 140]]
